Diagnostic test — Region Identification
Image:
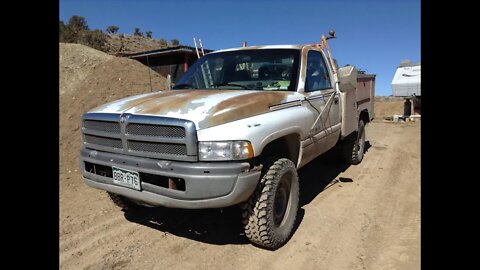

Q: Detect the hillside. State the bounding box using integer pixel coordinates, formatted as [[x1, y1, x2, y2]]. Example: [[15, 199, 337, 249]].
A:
[[104, 33, 173, 54]]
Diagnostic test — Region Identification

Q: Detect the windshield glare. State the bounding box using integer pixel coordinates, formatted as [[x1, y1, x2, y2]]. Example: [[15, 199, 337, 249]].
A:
[[173, 49, 300, 91]]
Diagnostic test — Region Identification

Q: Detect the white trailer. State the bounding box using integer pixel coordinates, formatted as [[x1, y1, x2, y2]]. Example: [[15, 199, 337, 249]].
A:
[[391, 61, 421, 97]]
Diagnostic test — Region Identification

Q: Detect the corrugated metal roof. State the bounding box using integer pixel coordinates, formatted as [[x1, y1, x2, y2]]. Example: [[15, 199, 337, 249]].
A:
[[119, 45, 215, 58], [358, 74, 376, 79]]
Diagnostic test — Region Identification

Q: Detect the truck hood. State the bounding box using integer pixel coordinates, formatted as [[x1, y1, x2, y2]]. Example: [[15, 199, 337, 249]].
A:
[[90, 90, 303, 129]]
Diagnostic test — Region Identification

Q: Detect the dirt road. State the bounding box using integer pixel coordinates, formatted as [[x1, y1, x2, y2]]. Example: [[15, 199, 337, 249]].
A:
[[60, 120, 420, 270]]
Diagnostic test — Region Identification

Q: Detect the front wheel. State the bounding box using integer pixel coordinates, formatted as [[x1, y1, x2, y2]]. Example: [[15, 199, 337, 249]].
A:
[[241, 158, 300, 249]]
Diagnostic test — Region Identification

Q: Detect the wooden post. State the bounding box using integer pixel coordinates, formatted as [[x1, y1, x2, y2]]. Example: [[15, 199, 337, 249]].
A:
[[184, 54, 188, 72]]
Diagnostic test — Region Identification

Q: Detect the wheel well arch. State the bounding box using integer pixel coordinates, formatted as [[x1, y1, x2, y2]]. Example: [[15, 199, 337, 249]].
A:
[[257, 133, 301, 167], [359, 109, 370, 124]]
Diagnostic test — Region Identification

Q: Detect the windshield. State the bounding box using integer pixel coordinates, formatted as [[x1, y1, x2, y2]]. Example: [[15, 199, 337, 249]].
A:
[[173, 49, 300, 91]]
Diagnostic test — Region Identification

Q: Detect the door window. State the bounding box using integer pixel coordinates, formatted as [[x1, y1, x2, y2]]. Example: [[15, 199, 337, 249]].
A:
[[305, 51, 332, 92]]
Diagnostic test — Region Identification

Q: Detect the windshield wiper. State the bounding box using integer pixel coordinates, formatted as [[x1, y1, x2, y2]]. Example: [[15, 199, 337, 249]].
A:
[[172, 83, 194, 89], [212, 83, 252, 90]]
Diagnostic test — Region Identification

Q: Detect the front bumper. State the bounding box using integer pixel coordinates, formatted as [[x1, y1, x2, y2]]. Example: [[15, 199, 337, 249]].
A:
[[80, 148, 261, 209]]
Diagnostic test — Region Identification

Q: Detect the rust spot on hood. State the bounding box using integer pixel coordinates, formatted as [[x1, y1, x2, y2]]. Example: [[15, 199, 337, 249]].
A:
[[202, 91, 292, 128], [92, 89, 299, 129], [126, 90, 225, 115]]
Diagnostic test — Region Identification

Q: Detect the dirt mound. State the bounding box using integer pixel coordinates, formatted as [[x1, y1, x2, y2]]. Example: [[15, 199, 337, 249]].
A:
[[60, 43, 113, 95], [374, 96, 405, 119], [60, 42, 167, 183]]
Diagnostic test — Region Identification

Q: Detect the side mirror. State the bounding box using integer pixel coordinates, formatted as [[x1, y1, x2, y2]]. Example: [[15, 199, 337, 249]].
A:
[[337, 66, 358, 92]]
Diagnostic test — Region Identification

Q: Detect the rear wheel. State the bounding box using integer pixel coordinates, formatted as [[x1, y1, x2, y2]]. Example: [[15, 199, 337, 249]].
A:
[[343, 120, 366, 165], [241, 158, 299, 249]]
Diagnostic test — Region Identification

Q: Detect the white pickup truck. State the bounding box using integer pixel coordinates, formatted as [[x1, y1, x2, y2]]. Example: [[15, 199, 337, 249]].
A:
[[80, 37, 375, 249]]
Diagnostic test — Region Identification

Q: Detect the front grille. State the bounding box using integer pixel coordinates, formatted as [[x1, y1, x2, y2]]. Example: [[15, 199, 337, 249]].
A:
[[84, 134, 123, 149], [82, 113, 197, 161], [84, 120, 120, 133], [126, 123, 185, 137], [128, 141, 187, 155]]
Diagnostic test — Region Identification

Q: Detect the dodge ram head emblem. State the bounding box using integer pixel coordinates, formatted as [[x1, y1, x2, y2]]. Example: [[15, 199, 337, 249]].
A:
[[120, 115, 126, 123]]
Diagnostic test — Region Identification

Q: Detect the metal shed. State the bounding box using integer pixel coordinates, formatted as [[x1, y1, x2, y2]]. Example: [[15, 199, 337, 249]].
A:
[[119, 46, 214, 83]]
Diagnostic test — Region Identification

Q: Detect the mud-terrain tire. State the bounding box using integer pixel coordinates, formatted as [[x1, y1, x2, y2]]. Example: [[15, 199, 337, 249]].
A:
[[107, 192, 143, 211], [241, 158, 299, 249], [343, 120, 366, 165]]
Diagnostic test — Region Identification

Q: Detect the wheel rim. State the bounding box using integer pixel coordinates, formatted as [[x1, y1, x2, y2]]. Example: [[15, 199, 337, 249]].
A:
[[274, 172, 292, 227], [357, 125, 365, 161]]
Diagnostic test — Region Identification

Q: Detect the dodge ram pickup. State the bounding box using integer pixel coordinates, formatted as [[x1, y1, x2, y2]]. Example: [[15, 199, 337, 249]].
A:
[[80, 35, 374, 249]]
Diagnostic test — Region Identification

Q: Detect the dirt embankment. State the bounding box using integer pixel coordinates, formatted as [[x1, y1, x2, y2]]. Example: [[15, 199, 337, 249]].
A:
[[374, 96, 405, 118], [60, 43, 167, 185]]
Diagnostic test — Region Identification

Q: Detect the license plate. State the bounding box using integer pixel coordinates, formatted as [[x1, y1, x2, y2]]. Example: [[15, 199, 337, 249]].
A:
[[112, 166, 141, 191]]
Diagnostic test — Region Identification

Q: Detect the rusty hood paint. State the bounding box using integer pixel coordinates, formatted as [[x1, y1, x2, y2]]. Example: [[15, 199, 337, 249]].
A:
[[90, 90, 303, 129]]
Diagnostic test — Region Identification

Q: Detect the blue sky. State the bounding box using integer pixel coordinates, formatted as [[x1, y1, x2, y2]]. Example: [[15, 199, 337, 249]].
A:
[[60, 0, 420, 96]]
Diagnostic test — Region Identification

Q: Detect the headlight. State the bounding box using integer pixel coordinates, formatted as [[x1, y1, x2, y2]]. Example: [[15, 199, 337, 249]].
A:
[[198, 141, 254, 161]]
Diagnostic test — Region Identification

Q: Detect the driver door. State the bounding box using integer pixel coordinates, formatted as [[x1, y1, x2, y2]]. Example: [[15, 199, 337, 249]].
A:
[[302, 49, 340, 155]]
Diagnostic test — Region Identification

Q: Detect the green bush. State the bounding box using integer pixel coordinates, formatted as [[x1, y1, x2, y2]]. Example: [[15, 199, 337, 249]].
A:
[[159, 38, 167, 47], [59, 15, 108, 52], [60, 15, 89, 43], [106, 25, 119, 34], [134, 28, 143, 37], [78, 29, 107, 51], [59, 20, 66, 39], [68, 15, 89, 33], [171, 39, 180, 46], [146, 31, 153, 38]]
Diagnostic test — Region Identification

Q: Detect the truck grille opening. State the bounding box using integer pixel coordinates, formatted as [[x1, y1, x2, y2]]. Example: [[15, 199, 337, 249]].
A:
[[84, 162, 113, 177], [126, 123, 185, 138], [83, 162, 186, 191], [140, 173, 186, 191], [128, 141, 187, 155], [84, 134, 123, 149], [84, 120, 121, 133]]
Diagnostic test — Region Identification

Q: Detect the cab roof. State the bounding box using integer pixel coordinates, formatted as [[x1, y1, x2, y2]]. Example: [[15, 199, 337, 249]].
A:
[[211, 44, 307, 54]]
